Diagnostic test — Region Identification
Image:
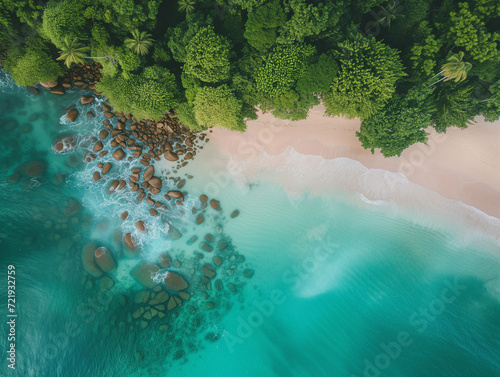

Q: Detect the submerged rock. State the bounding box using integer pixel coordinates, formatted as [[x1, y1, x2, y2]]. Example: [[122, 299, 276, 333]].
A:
[[230, 210, 240, 218], [81, 242, 103, 277], [164, 272, 188, 291], [52, 135, 76, 153], [210, 199, 221, 211], [95, 246, 116, 273], [131, 262, 160, 288]]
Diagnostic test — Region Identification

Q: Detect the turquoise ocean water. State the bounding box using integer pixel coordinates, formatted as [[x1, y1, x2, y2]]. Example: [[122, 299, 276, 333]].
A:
[[1, 71, 499, 377]]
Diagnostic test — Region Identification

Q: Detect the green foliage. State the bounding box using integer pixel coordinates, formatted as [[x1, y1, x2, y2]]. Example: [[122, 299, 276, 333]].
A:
[[167, 13, 212, 62], [91, 24, 110, 46], [410, 24, 443, 77], [323, 34, 406, 119], [296, 53, 339, 97], [256, 44, 316, 98], [448, 2, 499, 63], [477, 80, 500, 122], [441, 51, 472, 83], [278, 0, 343, 43], [175, 102, 203, 131], [184, 26, 232, 83], [244, 0, 286, 50], [117, 47, 142, 76], [357, 85, 434, 157], [215, 0, 265, 11], [432, 82, 475, 132], [7, 46, 63, 86], [97, 66, 181, 120], [193, 85, 245, 130], [124, 29, 154, 56], [178, 0, 196, 14], [42, 0, 87, 48], [57, 37, 89, 68]]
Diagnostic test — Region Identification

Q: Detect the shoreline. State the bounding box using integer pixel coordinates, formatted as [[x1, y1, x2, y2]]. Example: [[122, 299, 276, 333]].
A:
[[207, 104, 500, 221]]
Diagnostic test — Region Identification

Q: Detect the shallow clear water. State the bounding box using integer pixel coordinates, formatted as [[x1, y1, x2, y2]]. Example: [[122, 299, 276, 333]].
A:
[[1, 71, 499, 377]]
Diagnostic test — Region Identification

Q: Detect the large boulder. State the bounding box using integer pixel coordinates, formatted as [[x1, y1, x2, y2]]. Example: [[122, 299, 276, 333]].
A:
[[112, 148, 126, 160], [210, 199, 221, 211], [149, 177, 162, 189], [66, 109, 78, 122], [166, 223, 182, 239], [144, 165, 154, 181], [201, 264, 216, 279], [131, 262, 160, 288], [164, 151, 179, 161], [164, 272, 188, 291], [52, 135, 76, 153], [16, 160, 46, 178], [124, 233, 139, 255], [95, 246, 116, 273], [81, 95, 95, 105], [50, 85, 65, 95], [81, 242, 103, 277]]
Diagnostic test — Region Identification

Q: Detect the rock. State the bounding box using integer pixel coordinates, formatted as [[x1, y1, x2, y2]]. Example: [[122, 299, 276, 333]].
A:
[[144, 165, 154, 181], [201, 264, 216, 279], [102, 162, 112, 174], [132, 307, 145, 319], [93, 141, 103, 152], [150, 291, 169, 305], [120, 211, 128, 220], [196, 214, 204, 224], [167, 190, 183, 199], [66, 109, 78, 122], [108, 180, 119, 194], [95, 246, 116, 273], [167, 296, 177, 310], [164, 151, 179, 161], [164, 272, 188, 291], [52, 135, 76, 153], [166, 223, 182, 239], [230, 210, 240, 218], [200, 195, 208, 202], [155, 254, 170, 270], [81, 242, 102, 277], [124, 233, 137, 250], [213, 257, 223, 266], [136, 220, 146, 232], [81, 95, 95, 105], [99, 130, 109, 139], [86, 111, 95, 117], [184, 153, 193, 160], [243, 269, 254, 278], [200, 242, 213, 252], [210, 199, 221, 211], [19, 123, 33, 133], [104, 112, 114, 118], [140, 321, 148, 329], [102, 103, 111, 111], [149, 177, 162, 189], [16, 160, 46, 178], [130, 173, 139, 182], [50, 86, 65, 95], [218, 241, 228, 250], [149, 208, 158, 216], [134, 290, 150, 304], [187, 235, 198, 245], [179, 291, 190, 300], [99, 276, 115, 292], [7, 172, 21, 184], [112, 148, 126, 160], [39, 80, 57, 90], [27, 86, 40, 95], [93, 171, 101, 181], [205, 302, 215, 310], [205, 233, 213, 242], [131, 262, 160, 288]]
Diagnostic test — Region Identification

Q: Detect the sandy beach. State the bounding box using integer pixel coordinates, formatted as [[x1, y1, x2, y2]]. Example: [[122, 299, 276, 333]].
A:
[[207, 104, 500, 222]]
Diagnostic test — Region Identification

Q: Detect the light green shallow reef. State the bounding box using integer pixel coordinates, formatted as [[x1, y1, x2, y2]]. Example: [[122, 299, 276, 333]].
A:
[[1, 71, 499, 377]]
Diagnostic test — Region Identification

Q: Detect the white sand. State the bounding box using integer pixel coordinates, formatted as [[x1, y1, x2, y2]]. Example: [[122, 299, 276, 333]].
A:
[[207, 104, 500, 224]]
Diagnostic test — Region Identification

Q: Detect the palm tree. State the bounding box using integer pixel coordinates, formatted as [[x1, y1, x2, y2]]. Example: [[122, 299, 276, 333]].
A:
[[376, 2, 404, 28], [57, 37, 89, 68], [57, 37, 109, 68], [430, 52, 472, 86], [178, 0, 196, 14], [124, 30, 154, 56]]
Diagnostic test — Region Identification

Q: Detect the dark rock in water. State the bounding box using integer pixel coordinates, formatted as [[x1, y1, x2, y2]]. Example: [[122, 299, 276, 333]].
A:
[[131, 262, 160, 288], [102, 103, 111, 111], [124, 233, 137, 251], [108, 180, 119, 194], [210, 199, 221, 211], [86, 111, 95, 117], [16, 160, 46, 178], [81, 242, 103, 277], [164, 272, 188, 291], [213, 257, 223, 266], [102, 162, 112, 174], [29, 113, 39, 121], [205, 332, 220, 342], [7, 172, 21, 184], [201, 264, 216, 279], [19, 123, 33, 133], [93, 141, 103, 152], [63, 198, 81, 216], [200, 242, 213, 252], [230, 210, 240, 218], [158, 253, 171, 268], [104, 111, 114, 118], [149, 208, 158, 216], [130, 173, 139, 182], [166, 223, 182, 239], [120, 211, 128, 220], [164, 151, 179, 161], [149, 176, 162, 189], [81, 95, 95, 105], [177, 179, 186, 189], [167, 190, 183, 199], [99, 129, 109, 139], [144, 165, 154, 181], [218, 240, 228, 250], [187, 235, 198, 245], [243, 269, 254, 278], [196, 214, 204, 224], [66, 109, 78, 122], [205, 233, 213, 242], [27, 86, 40, 95], [52, 135, 76, 153], [50, 86, 65, 95], [99, 276, 115, 292], [95, 246, 116, 273], [136, 220, 146, 232], [200, 195, 208, 202], [112, 148, 125, 160], [93, 171, 101, 181]]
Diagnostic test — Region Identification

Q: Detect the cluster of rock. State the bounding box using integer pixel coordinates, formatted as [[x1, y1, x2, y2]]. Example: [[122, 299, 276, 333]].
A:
[[39, 62, 103, 97], [81, 242, 117, 292]]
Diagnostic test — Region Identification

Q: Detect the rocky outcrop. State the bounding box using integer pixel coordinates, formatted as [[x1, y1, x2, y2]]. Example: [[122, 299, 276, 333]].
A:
[[95, 246, 116, 273], [81, 95, 95, 105], [164, 272, 188, 291], [66, 109, 78, 122], [131, 262, 160, 288], [81, 242, 103, 277]]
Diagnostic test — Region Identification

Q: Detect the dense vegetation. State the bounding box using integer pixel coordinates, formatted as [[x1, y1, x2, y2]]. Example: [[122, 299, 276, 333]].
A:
[[1, 0, 499, 156]]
